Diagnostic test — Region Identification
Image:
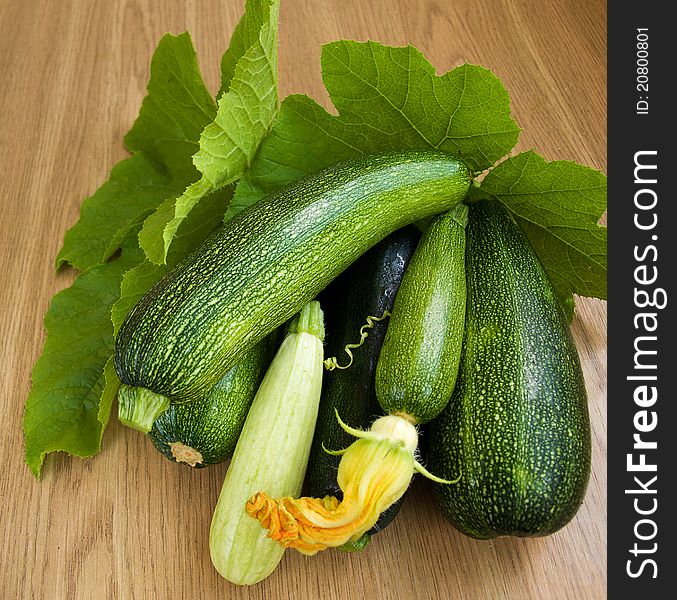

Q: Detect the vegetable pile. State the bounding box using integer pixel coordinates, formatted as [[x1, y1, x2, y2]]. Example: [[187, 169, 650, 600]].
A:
[[24, 0, 606, 586]]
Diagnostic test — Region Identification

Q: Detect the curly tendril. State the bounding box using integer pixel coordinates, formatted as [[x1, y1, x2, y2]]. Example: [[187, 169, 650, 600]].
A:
[[323, 310, 391, 371]]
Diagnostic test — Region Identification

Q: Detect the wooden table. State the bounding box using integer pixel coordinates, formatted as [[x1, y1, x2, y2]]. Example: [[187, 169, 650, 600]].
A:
[[0, 1, 606, 598]]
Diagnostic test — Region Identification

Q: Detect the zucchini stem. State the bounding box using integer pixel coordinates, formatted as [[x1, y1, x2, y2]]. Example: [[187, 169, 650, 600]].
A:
[[323, 310, 391, 371], [117, 384, 170, 433], [288, 300, 325, 341]]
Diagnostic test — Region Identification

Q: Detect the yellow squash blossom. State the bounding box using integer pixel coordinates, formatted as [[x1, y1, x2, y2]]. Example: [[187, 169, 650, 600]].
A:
[[246, 412, 458, 555]]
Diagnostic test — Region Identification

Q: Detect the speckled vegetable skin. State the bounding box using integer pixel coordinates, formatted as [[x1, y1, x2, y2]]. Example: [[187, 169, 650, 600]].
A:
[[427, 199, 591, 539], [148, 337, 274, 467], [307, 226, 422, 539], [376, 204, 467, 423], [115, 151, 471, 402]]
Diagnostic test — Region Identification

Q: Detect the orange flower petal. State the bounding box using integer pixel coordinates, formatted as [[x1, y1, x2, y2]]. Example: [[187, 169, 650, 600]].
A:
[[245, 436, 415, 555]]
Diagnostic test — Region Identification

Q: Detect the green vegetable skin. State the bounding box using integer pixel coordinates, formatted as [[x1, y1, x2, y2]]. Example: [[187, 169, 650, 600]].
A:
[[308, 226, 422, 543], [114, 150, 471, 404], [376, 204, 468, 423], [149, 336, 274, 467], [210, 302, 324, 585], [427, 199, 591, 538]]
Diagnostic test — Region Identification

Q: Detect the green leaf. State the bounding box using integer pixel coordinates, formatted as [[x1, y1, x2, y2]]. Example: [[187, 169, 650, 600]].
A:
[[139, 0, 280, 264], [97, 357, 122, 433], [219, 0, 276, 96], [232, 42, 520, 214], [111, 260, 166, 337], [477, 151, 607, 311], [321, 44, 519, 172], [122, 34, 218, 182], [27, 2, 279, 477], [55, 33, 217, 272], [112, 186, 233, 334], [24, 240, 144, 478]]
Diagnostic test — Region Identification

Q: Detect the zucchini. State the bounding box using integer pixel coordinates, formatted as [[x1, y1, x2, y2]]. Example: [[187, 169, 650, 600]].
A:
[[376, 204, 468, 424], [210, 301, 324, 585], [427, 199, 591, 539], [307, 225, 422, 545], [115, 151, 471, 410], [148, 337, 273, 467]]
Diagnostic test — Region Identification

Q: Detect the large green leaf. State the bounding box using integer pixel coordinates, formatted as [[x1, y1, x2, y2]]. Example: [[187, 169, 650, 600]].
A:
[[55, 33, 216, 272], [476, 150, 607, 315], [139, 0, 280, 264], [26, 1, 282, 478], [25, 239, 144, 478]]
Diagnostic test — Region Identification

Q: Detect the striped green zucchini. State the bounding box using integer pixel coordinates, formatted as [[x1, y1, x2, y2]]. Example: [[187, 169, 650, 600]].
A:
[[427, 198, 591, 538], [115, 151, 471, 408], [376, 204, 468, 423], [149, 336, 274, 467]]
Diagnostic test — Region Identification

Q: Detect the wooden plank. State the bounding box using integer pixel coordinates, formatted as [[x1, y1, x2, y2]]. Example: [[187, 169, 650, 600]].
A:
[[0, 0, 606, 598]]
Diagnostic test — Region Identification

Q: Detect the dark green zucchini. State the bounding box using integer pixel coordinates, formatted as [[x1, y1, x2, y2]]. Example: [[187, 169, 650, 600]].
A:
[[115, 151, 471, 412], [376, 204, 468, 423], [149, 337, 274, 467], [306, 225, 422, 545], [427, 198, 591, 539]]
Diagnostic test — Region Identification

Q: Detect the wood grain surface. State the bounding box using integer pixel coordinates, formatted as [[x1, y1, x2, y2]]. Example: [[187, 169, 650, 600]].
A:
[[0, 1, 607, 598]]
